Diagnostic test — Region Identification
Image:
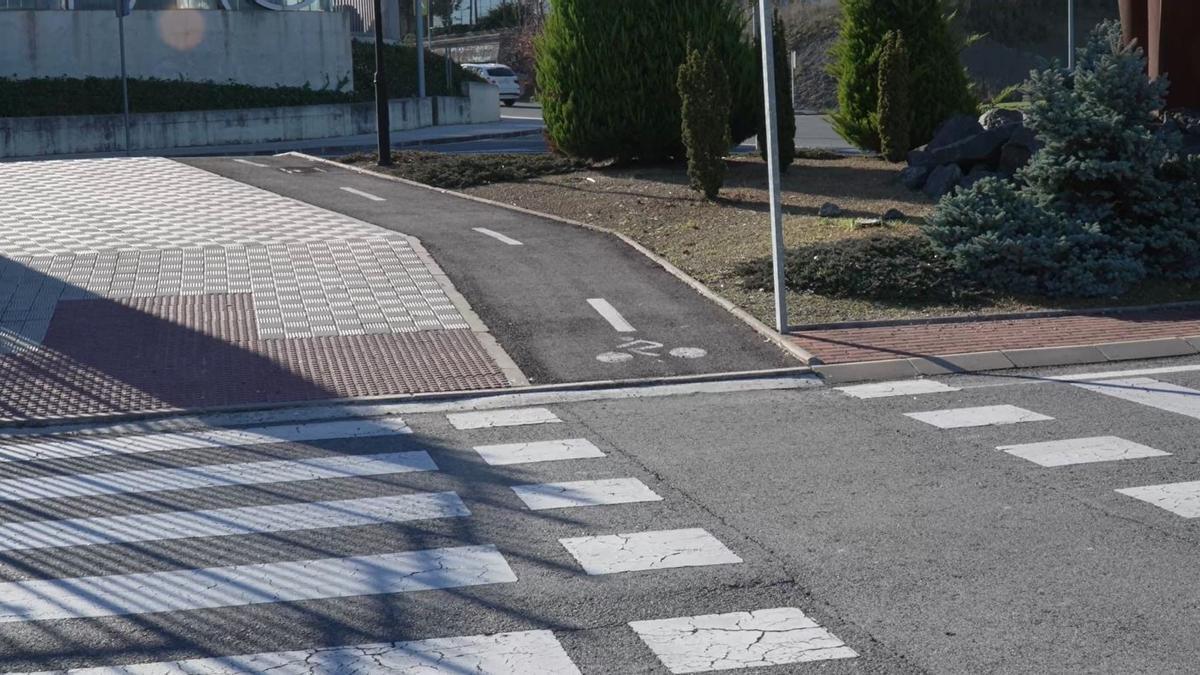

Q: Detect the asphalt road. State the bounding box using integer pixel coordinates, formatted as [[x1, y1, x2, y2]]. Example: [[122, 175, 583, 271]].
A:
[[7, 356, 1200, 672], [181, 155, 799, 386]]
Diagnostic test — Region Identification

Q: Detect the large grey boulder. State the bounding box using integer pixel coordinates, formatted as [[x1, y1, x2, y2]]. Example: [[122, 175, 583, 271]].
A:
[[997, 126, 1040, 175], [927, 124, 1017, 167], [923, 163, 963, 200], [927, 114, 984, 152], [899, 165, 931, 190], [960, 165, 998, 190], [978, 107, 1024, 130]]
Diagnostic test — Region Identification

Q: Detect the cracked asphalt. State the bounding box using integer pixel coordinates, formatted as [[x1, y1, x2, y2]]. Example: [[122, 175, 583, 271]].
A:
[[4, 356, 1200, 672]]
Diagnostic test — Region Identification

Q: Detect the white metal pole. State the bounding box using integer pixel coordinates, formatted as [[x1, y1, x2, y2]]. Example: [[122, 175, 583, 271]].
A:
[[118, 13, 131, 155], [757, 0, 787, 333], [1067, 0, 1076, 70], [416, 0, 426, 98]]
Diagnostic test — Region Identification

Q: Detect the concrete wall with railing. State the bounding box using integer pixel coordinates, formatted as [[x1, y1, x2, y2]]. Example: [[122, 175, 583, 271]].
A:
[[0, 10, 353, 90], [0, 82, 500, 158]]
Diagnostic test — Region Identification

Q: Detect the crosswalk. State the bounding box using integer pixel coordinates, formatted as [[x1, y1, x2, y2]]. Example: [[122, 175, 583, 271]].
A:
[[0, 404, 855, 673], [845, 370, 1200, 522]]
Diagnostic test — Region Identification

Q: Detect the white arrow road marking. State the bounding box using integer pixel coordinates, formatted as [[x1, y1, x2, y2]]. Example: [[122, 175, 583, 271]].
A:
[[587, 298, 636, 333], [473, 227, 524, 245]]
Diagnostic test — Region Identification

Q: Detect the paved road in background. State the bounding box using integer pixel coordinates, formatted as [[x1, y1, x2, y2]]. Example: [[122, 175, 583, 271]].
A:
[[183, 155, 799, 385], [6, 357, 1200, 672]]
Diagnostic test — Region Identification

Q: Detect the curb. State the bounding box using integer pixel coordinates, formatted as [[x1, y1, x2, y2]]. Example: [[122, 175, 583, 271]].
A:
[[391, 126, 543, 149], [282, 152, 820, 366], [813, 336, 1200, 383], [790, 300, 1200, 332], [0, 367, 817, 432]]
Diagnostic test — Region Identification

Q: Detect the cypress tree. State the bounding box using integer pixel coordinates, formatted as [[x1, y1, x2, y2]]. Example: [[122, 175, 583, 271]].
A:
[[877, 30, 911, 162], [830, 0, 976, 152], [757, 9, 797, 172], [679, 44, 732, 199]]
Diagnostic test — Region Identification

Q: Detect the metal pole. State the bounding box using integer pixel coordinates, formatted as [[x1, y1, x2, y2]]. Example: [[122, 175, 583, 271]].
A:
[[373, 0, 392, 165], [1067, 0, 1076, 70], [757, 0, 787, 333], [118, 13, 131, 155], [415, 0, 426, 98], [445, 47, 452, 91]]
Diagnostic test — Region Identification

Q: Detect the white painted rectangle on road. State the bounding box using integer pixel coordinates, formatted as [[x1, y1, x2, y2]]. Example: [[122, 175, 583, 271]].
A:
[[630, 607, 857, 673], [905, 405, 1053, 429], [0, 451, 437, 503], [0, 492, 468, 552], [513, 478, 662, 510], [560, 528, 741, 575], [473, 227, 524, 246], [0, 545, 515, 623], [1074, 378, 1200, 420], [587, 298, 636, 333], [339, 186, 386, 201], [998, 436, 1170, 467], [838, 379, 960, 399], [231, 158, 269, 168], [23, 630, 581, 675], [0, 417, 413, 464], [474, 438, 605, 466], [447, 407, 561, 430], [1117, 481, 1200, 518]]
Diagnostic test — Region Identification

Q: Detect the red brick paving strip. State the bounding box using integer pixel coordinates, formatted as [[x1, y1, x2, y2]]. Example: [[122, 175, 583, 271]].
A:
[[0, 294, 506, 420], [789, 309, 1200, 365]]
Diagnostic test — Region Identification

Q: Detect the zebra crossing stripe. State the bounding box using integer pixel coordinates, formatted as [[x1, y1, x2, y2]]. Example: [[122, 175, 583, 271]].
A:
[[18, 630, 580, 675], [1074, 378, 1200, 420], [0, 451, 437, 503], [0, 545, 516, 623], [560, 528, 742, 575], [512, 478, 663, 511], [0, 492, 469, 552], [447, 408, 561, 430], [0, 418, 413, 464]]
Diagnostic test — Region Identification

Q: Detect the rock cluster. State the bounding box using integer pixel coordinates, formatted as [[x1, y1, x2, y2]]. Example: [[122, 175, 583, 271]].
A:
[[900, 110, 1040, 199]]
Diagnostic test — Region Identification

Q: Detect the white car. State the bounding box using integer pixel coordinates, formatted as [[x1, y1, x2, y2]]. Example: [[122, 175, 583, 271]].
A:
[[464, 63, 521, 106]]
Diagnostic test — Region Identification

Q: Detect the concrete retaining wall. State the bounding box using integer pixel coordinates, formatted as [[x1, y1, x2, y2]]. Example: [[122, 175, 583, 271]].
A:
[[0, 11, 353, 91], [0, 82, 500, 158]]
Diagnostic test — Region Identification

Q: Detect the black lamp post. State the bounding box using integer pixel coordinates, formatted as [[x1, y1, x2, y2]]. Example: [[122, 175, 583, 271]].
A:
[[373, 0, 392, 166]]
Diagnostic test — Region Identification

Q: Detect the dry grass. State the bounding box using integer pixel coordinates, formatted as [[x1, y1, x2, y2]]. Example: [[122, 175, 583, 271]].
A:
[[462, 154, 1200, 327]]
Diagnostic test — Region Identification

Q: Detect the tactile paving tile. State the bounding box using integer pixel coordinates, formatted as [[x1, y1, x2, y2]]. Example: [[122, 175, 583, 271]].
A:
[[0, 329, 506, 421]]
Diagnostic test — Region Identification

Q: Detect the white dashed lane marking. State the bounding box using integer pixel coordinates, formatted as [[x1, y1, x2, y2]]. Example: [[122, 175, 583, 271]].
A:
[[905, 405, 1053, 429], [472, 227, 524, 246], [838, 379, 960, 399], [560, 528, 742, 575], [1074, 378, 1200, 420], [0, 417, 413, 463], [447, 407, 561, 430], [0, 545, 516, 623], [19, 631, 581, 675], [231, 158, 270, 168], [587, 298, 636, 333], [1117, 481, 1200, 518], [998, 436, 1170, 467], [630, 607, 857, 673], [0, 492, 469, 552], [512, 478, 662, 510], [338, 186, 386, 201], [474, 438, 605, 466], [0, 451, 437, 502]]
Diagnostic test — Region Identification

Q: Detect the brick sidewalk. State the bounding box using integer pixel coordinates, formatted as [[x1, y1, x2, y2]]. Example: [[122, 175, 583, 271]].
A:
[[0, 158, 510, 421], [789, 308, 1200, 366]]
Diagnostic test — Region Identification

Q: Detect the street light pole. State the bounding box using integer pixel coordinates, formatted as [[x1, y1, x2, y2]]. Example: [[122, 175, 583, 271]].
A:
[[1067, 0, 1076, 70], [757, 0, 788, 334], [415, 0, 426, 98], [373, 0, 392, 165], [116, 0, 132, 155]]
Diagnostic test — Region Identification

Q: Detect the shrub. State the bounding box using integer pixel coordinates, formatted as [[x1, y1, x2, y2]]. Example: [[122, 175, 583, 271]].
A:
[[877, 30, 911, 162], [736, 233, 973, 302], [757, 9, 797, 172], [342, 151, 586, 189], [923, 21, 1200, 297], [535, 0, 759, 162], [678, 45, 732, 199], [830, 0, 977, 152]]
